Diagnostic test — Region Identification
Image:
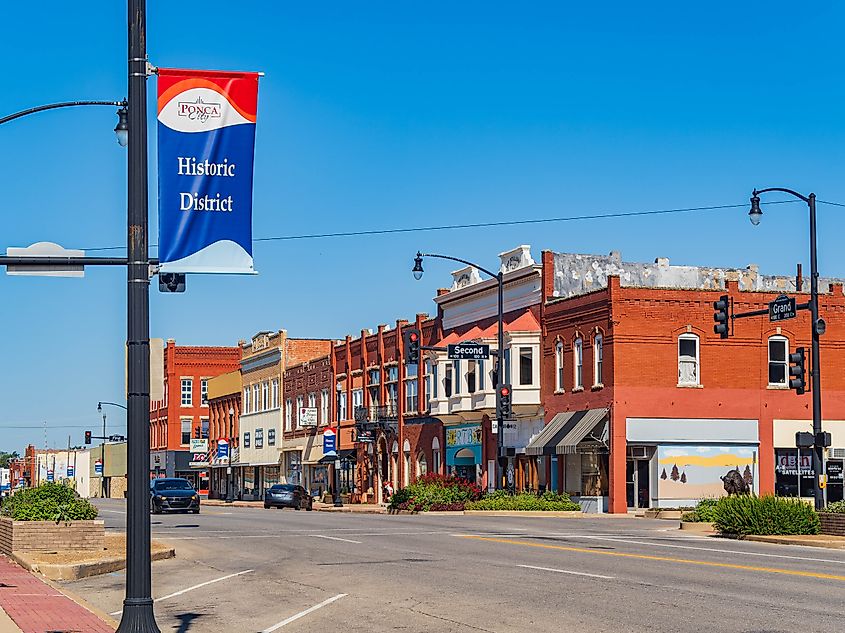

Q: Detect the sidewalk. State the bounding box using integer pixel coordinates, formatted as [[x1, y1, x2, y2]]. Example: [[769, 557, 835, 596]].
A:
[[744, 534, 845, 549], [203, 499, 386, 513], [0, 555, 115, 632]]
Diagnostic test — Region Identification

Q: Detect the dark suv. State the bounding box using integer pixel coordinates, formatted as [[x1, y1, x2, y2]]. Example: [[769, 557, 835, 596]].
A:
[[150, 478, 200, 514], [264, 484, 313, 510]]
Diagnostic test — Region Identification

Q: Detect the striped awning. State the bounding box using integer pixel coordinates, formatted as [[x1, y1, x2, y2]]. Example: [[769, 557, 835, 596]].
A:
[[556, 408, 609, 455], [525, 411, 577, 456]]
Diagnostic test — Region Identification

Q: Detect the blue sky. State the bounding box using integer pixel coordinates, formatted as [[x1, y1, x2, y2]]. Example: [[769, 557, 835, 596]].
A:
[[1, 2, 844, 452]]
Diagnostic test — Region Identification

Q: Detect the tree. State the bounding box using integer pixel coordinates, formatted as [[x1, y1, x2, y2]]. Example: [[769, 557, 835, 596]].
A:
[[660, 468, 667, 480], [0, 451, 20, 468], [680, 471, 687, 484], [742, 464, 753, 487], [670, 464, 680, 481]]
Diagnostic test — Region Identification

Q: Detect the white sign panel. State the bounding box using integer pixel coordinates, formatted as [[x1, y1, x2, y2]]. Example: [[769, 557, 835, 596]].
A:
[[299, 407, 318, 427], [190, 439, 209, 453]]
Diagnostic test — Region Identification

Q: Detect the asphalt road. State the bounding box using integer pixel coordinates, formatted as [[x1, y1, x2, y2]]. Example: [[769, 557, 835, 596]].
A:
[[68, 499, 845, 633]]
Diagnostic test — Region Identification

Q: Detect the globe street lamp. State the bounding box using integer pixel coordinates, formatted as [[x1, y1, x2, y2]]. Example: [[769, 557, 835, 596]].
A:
[[412, 251, 507, 490], [749, 187, 825, 510]]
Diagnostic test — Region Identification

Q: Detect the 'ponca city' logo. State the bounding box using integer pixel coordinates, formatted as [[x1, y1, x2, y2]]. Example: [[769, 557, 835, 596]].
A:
[[177, 97, 222, 122]]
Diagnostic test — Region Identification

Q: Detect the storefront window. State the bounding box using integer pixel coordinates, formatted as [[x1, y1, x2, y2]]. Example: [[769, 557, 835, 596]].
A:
[[580, 451, 608, 496], [264, 466, 280, 489], [775, 448, 814, 497]]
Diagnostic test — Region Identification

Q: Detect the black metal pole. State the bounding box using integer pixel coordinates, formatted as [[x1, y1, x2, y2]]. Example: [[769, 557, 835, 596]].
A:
[[808, 193, 825, 511], [227, 409, 233, 503], [496, 271, 504, 491], [101, 413, 107, 499], [0, 100, 125, 126], [333, 459, 343, 507], [117, 0, 158, 629]]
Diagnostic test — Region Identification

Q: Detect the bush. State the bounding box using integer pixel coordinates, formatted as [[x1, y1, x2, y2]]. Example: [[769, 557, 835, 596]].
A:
[[389, 473, 482, 512], [0, 483, 98, 522], [823, 500, 845, 514], [713, 495, 819, 536], [682, 498, 720, 523], [465, 491, 580, 512]]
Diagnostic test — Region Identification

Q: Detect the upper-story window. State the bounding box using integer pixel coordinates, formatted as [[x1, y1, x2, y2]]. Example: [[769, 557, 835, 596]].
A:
[[200, 379, 208, 406], [243, 387, 250, 415], [453, 360, 461, 395], [444, 362, 453, 398], [368, 369, 381, 385], [593, 335, 603, 386], [478, 359, 485, 390], [296, 395, 304, 427], [405, 378, 418, 412], [466, 360, 477, 394], [285, 398, 292, 431], [573, 338, 583, 389], [308, 392, 317, 409], [181, 379, 192, 406], [678, 334, 700, 386], [768, 336, 789, 386], [555, 341, 564, 392], [336, 389, 347, 422], [320, 389, 329, 424], [252, 384, 260, 412], [180, 418, 191, 445], [385, 367, 398, 414], [262, 382, 269, 411], [387, 366, 399, 382], [426, 359, 438, 401], [272, 379, 279, 409], [352, 388, 364, 410], [519, 347, 533, 386]]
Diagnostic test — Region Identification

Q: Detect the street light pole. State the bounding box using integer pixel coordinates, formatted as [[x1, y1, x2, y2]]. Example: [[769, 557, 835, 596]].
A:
[[413, 252, 506, 490], [117, 0, 157, 630], [227, 407, 234, 503], [749, 188, 825, 511], [101, 411, 107, 498]]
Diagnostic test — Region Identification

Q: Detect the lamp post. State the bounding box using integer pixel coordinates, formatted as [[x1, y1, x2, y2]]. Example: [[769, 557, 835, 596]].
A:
[[97, 402, 127, 500], [413, 251, 506, 490], [749, 188, 825, 511], [227, 407, 235, 503]]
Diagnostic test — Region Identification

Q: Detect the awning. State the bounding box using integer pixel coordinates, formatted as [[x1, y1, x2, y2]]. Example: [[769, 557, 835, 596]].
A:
[[525, 408, 609, 457], [556, 408, 609, 455], [317, 449, 356, 464]]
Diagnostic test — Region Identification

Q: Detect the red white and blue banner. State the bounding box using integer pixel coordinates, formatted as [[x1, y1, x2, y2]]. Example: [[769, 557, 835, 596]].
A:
[[157, 68, 259, 273]]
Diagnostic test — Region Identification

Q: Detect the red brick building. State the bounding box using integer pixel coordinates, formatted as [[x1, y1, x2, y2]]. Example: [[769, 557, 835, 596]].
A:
[[149, 340, 240, 491], [533, 251, 845, 513]]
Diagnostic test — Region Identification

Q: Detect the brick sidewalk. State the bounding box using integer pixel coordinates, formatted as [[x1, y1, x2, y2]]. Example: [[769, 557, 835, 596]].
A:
[[0, 555, 114, 633]]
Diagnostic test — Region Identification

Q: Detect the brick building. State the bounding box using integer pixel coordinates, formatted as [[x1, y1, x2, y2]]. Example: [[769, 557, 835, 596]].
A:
[[531, 250, 845, 513], [237, 331, 331, 500], [207, 370, 241, 499], [149, 340, 240, 492]]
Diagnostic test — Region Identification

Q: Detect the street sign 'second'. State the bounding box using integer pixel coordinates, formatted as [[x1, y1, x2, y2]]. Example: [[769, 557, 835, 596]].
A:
[[769, 295, 797, 321], [448, 342, 490, 360]]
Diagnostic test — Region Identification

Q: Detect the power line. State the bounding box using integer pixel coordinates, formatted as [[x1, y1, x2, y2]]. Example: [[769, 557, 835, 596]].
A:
[[80, 198, 807, 253]]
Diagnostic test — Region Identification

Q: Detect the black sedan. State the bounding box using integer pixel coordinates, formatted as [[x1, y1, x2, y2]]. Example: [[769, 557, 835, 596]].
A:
[[150, 478, 200, 514], [264, 484, 313, 510]]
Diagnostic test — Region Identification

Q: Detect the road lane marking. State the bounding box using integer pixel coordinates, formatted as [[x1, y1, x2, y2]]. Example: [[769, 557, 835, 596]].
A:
[[517, 564, 614, 579], [458, 535, 845, 582], [108, 569, 254, 616], [99, 509, 126, 514], [309, 535, 362, 544], [261, 594, 347, 632]]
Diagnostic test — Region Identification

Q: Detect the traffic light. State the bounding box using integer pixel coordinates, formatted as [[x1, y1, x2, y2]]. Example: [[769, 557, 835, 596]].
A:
[[713, 294, 729, 338], [84, 431, 92, 445], [789, 347, 806, 394], [403, 327, 421, 365], [159, 272, 186, 293], [497, 384, 513, 420]]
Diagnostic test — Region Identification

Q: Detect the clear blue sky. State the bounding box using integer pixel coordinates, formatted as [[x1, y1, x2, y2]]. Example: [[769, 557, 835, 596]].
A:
[[1, 2, 844, 453]]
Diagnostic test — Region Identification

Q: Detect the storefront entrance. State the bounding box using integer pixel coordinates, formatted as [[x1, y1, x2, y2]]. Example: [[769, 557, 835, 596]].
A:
[[626, 459, 650, 509]]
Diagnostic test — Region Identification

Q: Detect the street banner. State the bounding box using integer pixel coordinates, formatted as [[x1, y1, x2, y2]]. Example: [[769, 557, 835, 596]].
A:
[[157, 68, 260, 273], [217, 439, 229, 459], [323, 427, 337, 456]]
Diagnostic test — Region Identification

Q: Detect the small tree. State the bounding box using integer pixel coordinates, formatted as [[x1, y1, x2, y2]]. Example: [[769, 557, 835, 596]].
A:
[[670, 464, 680, 482], [660, 468, 667, 480], [680, 471, 687, 484]]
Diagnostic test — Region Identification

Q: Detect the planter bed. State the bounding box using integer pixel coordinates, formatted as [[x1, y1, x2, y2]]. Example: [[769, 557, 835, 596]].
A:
[[0, 517, 104, 556], [644, 509, 685, 520], [819, 512, 845, 536]]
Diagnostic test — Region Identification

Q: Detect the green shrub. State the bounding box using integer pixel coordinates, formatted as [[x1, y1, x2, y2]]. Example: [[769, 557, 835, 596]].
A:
[[465, 491, 580, 512], [389, 474, 482, 512], [682, 498, 719, 523], [823, 500, 845, 514], [713, 495, 819, 536], [0, 483, 98, 522]]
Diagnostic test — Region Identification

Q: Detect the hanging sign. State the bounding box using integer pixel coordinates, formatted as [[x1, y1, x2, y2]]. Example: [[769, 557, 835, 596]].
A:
[[157, 68, 260, 273], [323, 427, 337, 456]]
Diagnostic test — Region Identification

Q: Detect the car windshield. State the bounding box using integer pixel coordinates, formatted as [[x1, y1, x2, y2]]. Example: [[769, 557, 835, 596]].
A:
[[154, 480, 193, 491], [270, 485, 295, 492]]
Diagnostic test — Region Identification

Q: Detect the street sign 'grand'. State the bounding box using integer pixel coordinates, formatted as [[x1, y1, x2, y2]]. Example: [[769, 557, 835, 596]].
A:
[[157, 69, 260, 273], [769, 295, 797, 322]]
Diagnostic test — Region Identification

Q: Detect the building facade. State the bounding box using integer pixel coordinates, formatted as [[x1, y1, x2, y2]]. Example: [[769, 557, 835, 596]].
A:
[[149, 340, 240, 492], [207, 370, 242, 499]]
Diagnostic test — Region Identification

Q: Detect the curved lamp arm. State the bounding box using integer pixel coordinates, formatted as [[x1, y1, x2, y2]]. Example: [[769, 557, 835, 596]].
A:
[[753, 187, 811, 204], [0, 100, 127, 126], [416, 252, 499, 279]]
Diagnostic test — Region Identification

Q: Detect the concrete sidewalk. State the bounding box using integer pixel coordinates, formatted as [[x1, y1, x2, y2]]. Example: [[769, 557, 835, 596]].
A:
[[203, 499, 386, 513], [0, 606, 22, 633], [0, 555, 115, 632]]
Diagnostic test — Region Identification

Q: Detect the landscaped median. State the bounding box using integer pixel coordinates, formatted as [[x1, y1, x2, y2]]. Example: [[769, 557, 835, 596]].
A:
[[680, 495, 823, 537], [387, 473, 583, 515]]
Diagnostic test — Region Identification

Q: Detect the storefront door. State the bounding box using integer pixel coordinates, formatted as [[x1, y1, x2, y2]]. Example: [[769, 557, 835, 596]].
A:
[[827, 460, 843, 503], [626, 459, 650, 509]]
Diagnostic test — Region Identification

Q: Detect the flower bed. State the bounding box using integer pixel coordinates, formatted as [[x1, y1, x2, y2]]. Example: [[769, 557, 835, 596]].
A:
[[388, 474, 482, 512], [465, 491, 580, 512]]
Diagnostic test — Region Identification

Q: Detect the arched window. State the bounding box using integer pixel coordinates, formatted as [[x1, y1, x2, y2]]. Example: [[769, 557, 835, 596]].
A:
[[432, 437, 441, 474], [555, 341, 564, 392], [403, 439, 411, 487], [593, 335, 603, 386], [417, 453, 428, 477], [768, 335, 789, 386], [573, 338, 583, 389], [678, 334, 699, 386]]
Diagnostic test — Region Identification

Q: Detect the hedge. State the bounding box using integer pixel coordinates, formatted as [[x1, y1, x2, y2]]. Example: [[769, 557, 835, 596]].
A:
[[681, 498, 719, 523], [713, 495, 819, 536], [0, 482, 98, 522], [465, 491, 580, 512]]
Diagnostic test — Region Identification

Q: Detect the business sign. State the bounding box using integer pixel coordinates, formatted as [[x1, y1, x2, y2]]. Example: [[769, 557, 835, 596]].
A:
[[217, 439, 229, 459], [190, 438, 209, 453], [95, 460, 103, 476], [190, 452, 210, 468], [66, 465, 74, 478], [299, 407, 318, 427], [769, 295, 797, 322], [356, 429, 374, 443], [46, 470, 54, 482], [448, 343, 490, 360], [157, 68, 260, 273], [446, 424, 482, 447], [323, 427, 337, 456]]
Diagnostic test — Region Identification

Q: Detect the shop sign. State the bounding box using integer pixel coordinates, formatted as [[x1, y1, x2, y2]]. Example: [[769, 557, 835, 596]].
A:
[[827, 461, 844, 481], [190, 439, 209, 453], [776, 452, 813, 476], [446, 425, 482, 447], [299, 407, 318, 427]]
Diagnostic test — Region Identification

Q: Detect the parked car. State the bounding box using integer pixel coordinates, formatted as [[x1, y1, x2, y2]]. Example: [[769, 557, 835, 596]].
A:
[[150, 478, 200, 514], [264, 484, 313, 510]]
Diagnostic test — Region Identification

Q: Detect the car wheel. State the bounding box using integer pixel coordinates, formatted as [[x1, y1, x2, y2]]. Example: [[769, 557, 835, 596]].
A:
[[192, 509, 200, 514]]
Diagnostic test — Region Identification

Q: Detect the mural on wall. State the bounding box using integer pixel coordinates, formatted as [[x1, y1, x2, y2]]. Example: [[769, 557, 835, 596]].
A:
[[657, 445, 757, 501]]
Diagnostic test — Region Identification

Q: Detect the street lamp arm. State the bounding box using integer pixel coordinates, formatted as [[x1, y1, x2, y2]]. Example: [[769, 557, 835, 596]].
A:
[[419, 252, 499, 279], [753, 187, 811, 204], [0, 100, 127, 126], [98, 401, 128, 411]]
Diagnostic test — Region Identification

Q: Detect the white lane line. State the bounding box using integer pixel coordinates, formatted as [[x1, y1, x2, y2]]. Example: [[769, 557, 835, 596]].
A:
[[262, 594, 347, 632], [517, 564, 614, 579], [100, 509, 126, 514], [108, 569, 254, 616], [309, 534, 362, 544]]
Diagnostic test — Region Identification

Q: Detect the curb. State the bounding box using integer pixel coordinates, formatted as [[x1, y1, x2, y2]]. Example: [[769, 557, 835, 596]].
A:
[[463, 510, 583, 518], [743, 535, 845, 550], [12, 546, 175, 581], [679, 521, 715, 533]]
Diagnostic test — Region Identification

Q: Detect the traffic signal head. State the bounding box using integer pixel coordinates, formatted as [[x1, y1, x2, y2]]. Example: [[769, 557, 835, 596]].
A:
[[789, 347, 806, 394], [713, 295, 729, 339], [84, 431, 92, 445], [497, 384, 513, 420], [403, 328, 421, 365]]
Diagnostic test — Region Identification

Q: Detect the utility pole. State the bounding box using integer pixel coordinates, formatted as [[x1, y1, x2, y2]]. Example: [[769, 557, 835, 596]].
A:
[[101, 411, 107, 498]]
